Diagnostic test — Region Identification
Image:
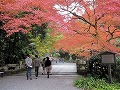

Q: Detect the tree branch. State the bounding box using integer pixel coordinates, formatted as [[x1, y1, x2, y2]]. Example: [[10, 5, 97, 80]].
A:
[[71, 12, 96, 28]]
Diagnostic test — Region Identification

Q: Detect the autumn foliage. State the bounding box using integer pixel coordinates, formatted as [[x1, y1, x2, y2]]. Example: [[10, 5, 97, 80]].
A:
[[0, 0, 120, 57]]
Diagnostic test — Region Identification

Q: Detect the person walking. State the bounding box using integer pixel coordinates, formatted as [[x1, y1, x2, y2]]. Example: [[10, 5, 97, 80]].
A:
[[45, 57, 51, 78], [41, 58, 46, 75], [34, 55, 40, 79], [25, 54, 33, 80], [62, 58, 64, 63]]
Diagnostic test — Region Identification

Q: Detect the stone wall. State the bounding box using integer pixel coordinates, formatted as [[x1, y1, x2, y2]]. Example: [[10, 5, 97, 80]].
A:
[[0, 61, 25, 72], [76, 59, 88, 76]]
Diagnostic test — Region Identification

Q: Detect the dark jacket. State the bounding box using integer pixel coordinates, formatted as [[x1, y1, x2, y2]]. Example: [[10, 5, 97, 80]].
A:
[[45, 59, 51, 67]]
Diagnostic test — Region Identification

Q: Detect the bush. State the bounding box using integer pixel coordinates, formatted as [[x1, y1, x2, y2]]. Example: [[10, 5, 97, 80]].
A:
[[113, 57, 120, 82], [75, 76, 120, 90], [88, 55, 108, 80], [88, 54, 120, 82]]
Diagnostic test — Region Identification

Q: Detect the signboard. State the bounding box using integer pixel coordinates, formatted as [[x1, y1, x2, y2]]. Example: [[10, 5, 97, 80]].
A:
[[101, 51, 115, 64], [100, 51, 116, 83], [101, 54, 115, 64]]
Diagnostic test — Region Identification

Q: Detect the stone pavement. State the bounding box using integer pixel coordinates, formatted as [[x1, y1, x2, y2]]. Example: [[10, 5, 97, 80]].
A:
[[0, 62, 80, 90]]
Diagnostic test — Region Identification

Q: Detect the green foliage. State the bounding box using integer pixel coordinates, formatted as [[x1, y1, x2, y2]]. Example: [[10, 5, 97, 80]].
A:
[[75, 76, 120, 90], [113, 56, 120, 82], [116, 56, 120, 62], [71, 54, 77, 60], [17, 11, 31, 18], [88, 54, 120, 82], [88, 56, 108, 80], [50, 50, 60, 57], [0, 29, 30, 64], [30, 29, 58, 56], [0, 21, 59, 65], [58, 50, 70, 60], [30, 23, 47, 41], [28, 24, 60, 56]]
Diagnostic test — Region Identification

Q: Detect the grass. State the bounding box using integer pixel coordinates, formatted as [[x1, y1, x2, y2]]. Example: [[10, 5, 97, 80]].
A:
[[75, 76, 120, 90]]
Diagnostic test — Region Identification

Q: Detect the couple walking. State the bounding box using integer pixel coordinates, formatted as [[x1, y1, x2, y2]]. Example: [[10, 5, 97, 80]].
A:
[[42, 57, 52, 78], [25, 54, 52, 80]]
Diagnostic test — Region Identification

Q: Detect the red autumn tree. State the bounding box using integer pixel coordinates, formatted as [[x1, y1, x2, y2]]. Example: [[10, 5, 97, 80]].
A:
[[0, 0, 120, 57], [53, 0, 120, 56], [0, 0, 65, 36]]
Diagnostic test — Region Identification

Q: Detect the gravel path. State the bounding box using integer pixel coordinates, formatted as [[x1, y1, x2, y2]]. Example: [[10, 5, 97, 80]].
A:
[[0, 75, 79, 90], [0, 62, 81, 90]]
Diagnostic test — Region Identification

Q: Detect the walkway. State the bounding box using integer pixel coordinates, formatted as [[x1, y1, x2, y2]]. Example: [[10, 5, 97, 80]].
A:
[[0, 62, 80, 90]]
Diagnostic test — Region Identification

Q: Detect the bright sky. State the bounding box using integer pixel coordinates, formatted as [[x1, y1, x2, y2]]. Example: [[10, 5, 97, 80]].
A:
[[54, 2, 85, 22]]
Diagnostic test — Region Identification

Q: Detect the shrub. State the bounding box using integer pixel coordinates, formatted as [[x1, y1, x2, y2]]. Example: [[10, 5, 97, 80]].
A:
[[88, 54, 120, 82], [113, 57, 120, 82], [88, 55, 108, 80], [75, 76, 120, 90]]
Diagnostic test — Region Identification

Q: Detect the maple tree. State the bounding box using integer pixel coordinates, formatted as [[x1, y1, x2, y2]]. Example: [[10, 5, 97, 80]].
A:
[[0, 0, 120, 57], [53, 0, 120, 57]]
